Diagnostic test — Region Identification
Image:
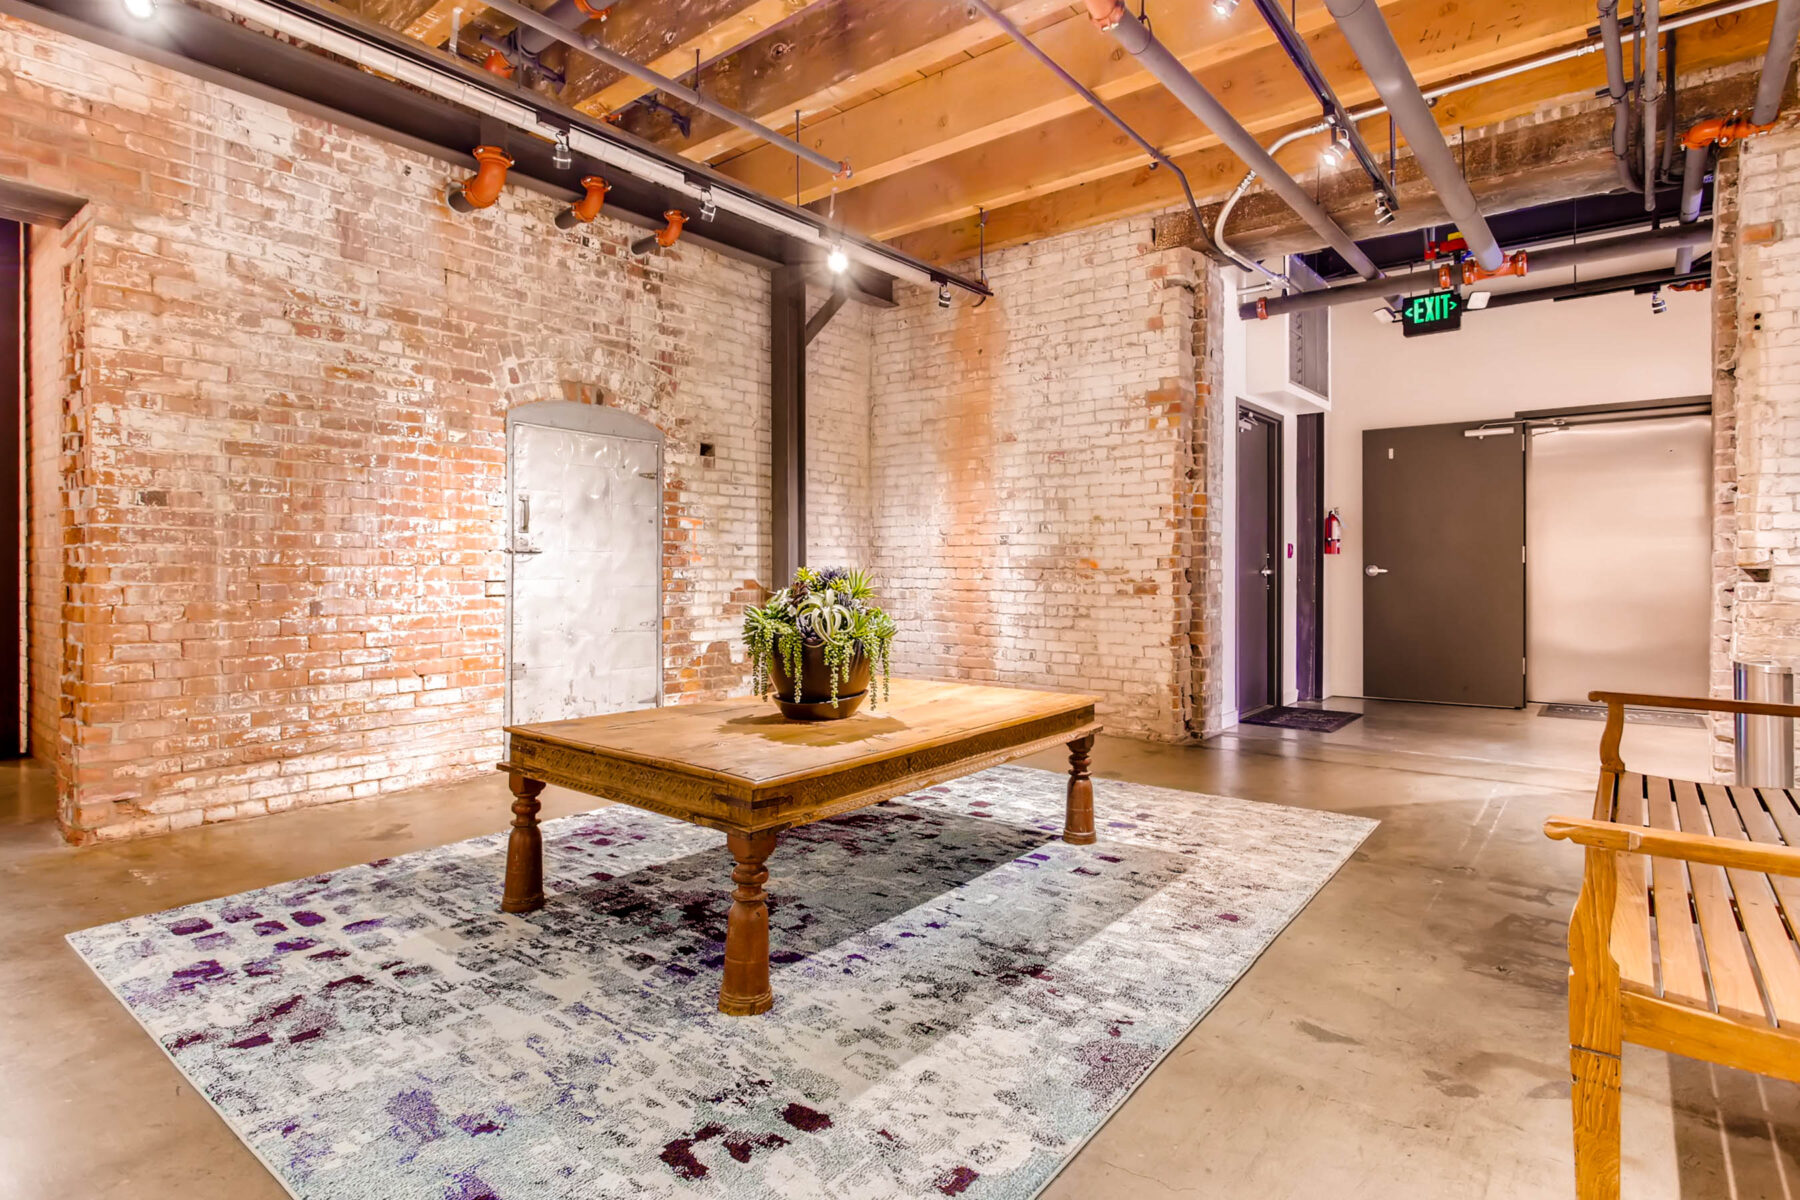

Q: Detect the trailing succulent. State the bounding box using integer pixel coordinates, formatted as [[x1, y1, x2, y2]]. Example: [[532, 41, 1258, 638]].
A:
[[743, 566, 897, 707]]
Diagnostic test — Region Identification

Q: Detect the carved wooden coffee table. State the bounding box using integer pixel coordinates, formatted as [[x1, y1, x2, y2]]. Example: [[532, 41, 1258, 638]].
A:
[[497, 678, 1101, 1016]]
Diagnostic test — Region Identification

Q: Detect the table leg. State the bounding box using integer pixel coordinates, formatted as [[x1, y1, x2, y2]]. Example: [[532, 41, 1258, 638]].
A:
[[719, 828, 778, 1016], [1063, 734, 1097, 845], [501, 774, 546, 914]]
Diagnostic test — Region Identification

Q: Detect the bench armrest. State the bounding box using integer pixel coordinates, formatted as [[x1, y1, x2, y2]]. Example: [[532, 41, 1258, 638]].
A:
[[1588, 690, 1800, 720], [1545, 815, 1800, 878]]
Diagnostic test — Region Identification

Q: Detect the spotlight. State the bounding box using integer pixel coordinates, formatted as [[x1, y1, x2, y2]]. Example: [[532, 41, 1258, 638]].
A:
[[1650, 288, 1667, 315], [937, 282, 952, 309], [699, 187, 717, 222], [1372, 306, 1400, 324], [1211, 0, 1238, 14], [121, 0, 156, 19], [1374, 196, 1396, 226], [826, 244, 849, 274], [1320, 126, 1348, 169], [551, 131, 572, 171]]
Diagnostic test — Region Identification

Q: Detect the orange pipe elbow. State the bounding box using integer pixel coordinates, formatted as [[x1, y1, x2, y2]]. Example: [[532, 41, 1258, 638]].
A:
[[655, 209, 687, 248], [556, 176, 609, 229], [482, 50, 514, 79], [447, 145, 513, 212], [1082, 0, 1124, 30], [1683, 113, 1775, 149]]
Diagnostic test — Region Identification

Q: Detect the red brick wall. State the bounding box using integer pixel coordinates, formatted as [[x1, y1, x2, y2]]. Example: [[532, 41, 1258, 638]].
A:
[[0, 15, 865, 840]]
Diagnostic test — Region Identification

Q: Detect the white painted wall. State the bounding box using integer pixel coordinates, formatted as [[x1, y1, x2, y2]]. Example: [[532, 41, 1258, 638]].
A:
[[1324, 280, 1711, 699]]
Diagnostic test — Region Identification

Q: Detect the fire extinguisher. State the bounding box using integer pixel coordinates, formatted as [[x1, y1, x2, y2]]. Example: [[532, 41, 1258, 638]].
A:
[[1324, 508, 1343, 556]]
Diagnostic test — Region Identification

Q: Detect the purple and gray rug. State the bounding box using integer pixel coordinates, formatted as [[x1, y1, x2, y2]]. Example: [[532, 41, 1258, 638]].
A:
[[68, 765, 1374, 1200]]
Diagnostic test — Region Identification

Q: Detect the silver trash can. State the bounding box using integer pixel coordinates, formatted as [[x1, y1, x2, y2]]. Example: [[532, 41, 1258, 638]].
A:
[[1734, 661, 1795, 787]]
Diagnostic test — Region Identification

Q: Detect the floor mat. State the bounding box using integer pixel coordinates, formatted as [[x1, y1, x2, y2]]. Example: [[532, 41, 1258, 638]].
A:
[[1239, 706, 1363, 733], [68, 765, 1374, 1200], [1537, 702, 1707, 728]]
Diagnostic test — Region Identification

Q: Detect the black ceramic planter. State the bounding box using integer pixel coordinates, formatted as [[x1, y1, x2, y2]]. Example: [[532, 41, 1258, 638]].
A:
[[768, 642, 872, 720]]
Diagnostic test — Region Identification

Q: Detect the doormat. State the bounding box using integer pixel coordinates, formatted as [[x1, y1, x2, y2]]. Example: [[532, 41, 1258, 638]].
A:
[[68, 766, 1374, 1200], [1239, 706, 1363, 733], [1537, 703, 1707, 728]]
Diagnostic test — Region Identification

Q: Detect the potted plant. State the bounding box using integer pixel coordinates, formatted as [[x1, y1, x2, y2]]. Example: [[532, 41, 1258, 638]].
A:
[[742, 566, 897, 720]]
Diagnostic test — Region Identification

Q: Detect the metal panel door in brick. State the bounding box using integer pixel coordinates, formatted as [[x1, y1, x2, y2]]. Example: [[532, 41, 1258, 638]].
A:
[[509, 421, 661, 724]]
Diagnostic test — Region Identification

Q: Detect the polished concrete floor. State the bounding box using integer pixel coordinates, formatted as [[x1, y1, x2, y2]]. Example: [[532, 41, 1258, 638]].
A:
[[2, 700, 1794, 1199]]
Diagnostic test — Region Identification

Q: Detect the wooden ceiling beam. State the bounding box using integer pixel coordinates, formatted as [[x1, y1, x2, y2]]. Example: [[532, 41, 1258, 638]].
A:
[[705, 0, 1367, 206], [613, 0, 1071, 166], [840, 0, 1744, 242], [886, 14, 1775, 266], [566, 0, 825, 119]]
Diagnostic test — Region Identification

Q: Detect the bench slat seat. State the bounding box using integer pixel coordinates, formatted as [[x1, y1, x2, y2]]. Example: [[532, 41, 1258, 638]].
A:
[[1600, 771, 1800, 1028]]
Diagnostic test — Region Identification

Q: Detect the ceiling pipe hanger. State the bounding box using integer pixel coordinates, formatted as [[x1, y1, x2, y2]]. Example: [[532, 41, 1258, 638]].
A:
[[1080, 0, 1385, 282]]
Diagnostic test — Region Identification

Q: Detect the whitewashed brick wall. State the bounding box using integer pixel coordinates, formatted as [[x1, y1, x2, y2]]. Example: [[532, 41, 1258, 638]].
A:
[[1719, 114, 1800, 774], [805, 288, 874, 568], [868, 218, 1215, 739]]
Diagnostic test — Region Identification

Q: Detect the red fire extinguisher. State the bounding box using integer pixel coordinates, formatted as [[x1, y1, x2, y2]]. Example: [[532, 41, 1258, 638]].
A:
[[1324, 508, 1343, 555]]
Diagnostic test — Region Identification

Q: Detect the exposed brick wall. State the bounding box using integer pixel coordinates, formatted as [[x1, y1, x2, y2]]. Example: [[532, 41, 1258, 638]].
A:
[[804, 287, 873, 569], [1, 15, 788, 840], [1719, 113, 1800, 774], [1709, 146, 1744, 776], [25, 220, 70, 770], [868, 218, 1215, 740]]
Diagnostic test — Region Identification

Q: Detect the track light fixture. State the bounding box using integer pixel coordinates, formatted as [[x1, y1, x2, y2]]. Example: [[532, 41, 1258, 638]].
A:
[[937, 282, 952, 309], [551, 130, 572, 171], [826, 244, 849, 274], [1319, 124, 1348, 169], [1211, 0, 1238, 15], [121, 0, 156, 19], [1650, 288, 1667, 315], [1374, 195, 1396, 226], [699, 187, 717, 222]]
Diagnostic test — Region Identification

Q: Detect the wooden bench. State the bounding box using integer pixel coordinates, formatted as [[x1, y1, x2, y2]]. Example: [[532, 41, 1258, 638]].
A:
[[1544, 690, 1800, 1199]]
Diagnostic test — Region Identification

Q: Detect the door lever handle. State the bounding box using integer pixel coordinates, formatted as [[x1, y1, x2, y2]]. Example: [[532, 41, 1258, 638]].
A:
[[1365, 565, 1389, 577]]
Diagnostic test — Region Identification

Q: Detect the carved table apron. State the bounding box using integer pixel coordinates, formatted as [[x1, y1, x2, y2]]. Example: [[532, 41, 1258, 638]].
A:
[[497, 678, 1101, 1016]]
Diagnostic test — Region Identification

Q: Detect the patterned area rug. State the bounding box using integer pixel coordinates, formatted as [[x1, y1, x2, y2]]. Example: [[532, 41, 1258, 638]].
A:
[[69, 765, 1375, 1200]]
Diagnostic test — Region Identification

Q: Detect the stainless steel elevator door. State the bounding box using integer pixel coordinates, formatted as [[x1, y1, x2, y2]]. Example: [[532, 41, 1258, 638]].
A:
[[1526, 414, 1711, 704], [508, 419, 661, 725]]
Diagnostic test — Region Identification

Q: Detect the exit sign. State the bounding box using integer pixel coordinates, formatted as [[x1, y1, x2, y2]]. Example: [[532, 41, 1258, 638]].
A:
[[1401, 288, 1463, 337]]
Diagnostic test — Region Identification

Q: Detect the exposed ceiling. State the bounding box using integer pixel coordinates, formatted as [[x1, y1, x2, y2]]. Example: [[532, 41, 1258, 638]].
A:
[[327, 0, 1787, 270]]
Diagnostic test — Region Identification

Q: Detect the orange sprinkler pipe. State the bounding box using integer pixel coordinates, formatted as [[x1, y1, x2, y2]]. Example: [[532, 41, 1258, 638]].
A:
[[555, 176, 609, 229], [630, 210, 688, 256], [482, 49, 514, 79], [446, 145, 513, 213], [1683, 113, 1775, 149], [1462, 250, 1528, 286]]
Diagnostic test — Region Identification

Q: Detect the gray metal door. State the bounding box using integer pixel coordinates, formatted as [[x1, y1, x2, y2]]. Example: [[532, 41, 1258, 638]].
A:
[[1363, 422, 1525, 707], [507, 403, 662, 725], [1525, 414, 1711, 703]]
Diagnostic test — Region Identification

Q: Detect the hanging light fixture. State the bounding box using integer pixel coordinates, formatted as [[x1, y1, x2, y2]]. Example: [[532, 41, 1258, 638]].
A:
[[826, 244, 849, 274], [551, 130, 572, 170], [1320, 123, 1348, 169]]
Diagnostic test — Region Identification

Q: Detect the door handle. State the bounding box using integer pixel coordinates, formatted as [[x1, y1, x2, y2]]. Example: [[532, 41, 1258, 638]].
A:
[[1258, 567, 1274, 578], [1365, 565, 1389, 577]]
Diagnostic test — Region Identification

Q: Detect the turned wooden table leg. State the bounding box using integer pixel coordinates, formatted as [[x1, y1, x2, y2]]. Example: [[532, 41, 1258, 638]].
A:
[[719, 829, 778, 1016], [1063, 734, 1097, 845], [501, 774, 547, 914]]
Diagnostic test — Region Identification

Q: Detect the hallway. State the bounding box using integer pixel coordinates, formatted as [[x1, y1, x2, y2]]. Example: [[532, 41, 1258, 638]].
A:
[[2, 701, 1788, 1199]]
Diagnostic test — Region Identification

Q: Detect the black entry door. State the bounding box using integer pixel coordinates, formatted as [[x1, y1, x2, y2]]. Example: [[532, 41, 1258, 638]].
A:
[[1363, 421, 1524, 707], [1237, 406, 1281, 716]]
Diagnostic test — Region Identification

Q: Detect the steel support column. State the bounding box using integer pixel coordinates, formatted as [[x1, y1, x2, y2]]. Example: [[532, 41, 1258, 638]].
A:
[[771, 265, 806, 586]]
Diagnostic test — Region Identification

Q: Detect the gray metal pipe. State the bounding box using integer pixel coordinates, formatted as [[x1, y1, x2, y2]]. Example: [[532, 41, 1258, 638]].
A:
[[1236, 222, 1713, 319], [515, 0, 587, 55], [1753, 0, 1800, 124], [1643, 0, 1660, 210], [1674, 142, 1711, 272], [1324, 0, 1504, 270], [1598, 1, 1643, 191], [481, 0, 849, 179], [1081, 1, 1383, 280]]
